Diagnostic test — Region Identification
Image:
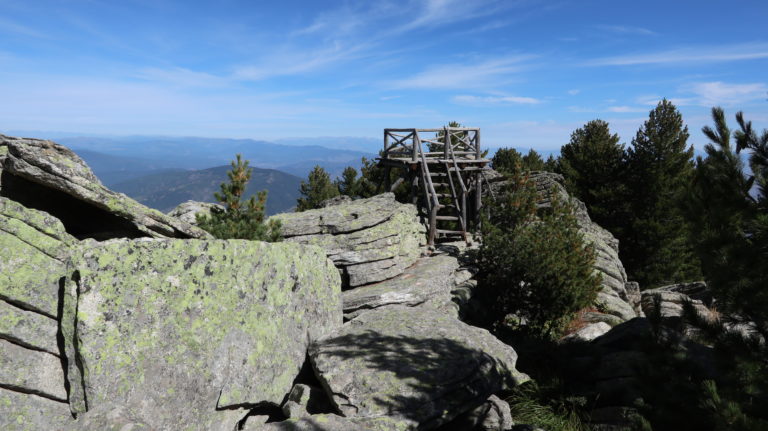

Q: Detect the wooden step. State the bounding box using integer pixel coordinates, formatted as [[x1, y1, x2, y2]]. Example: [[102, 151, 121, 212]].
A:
[[447, 166, 486, 172], [436, 229, 465, 235], [436, 215, 460, 221]]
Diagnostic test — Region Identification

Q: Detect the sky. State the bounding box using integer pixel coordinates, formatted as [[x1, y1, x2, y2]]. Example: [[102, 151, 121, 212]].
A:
[[1, 0, 767, 152]]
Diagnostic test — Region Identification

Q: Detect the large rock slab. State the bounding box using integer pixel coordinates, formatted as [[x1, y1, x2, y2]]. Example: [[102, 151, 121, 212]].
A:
[[0, 388, 73, 431], [61, 238, 342, 429], [0, 339, 67, 401], [271, 193, 426, 287], [0, 197, 74, 317], [0, 135, 209, 240], [342, 254, 459, 319], [309, 306, 529, 429]]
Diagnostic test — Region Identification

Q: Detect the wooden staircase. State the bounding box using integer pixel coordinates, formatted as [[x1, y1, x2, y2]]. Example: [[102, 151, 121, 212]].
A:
[[380, 127, 489, 245]]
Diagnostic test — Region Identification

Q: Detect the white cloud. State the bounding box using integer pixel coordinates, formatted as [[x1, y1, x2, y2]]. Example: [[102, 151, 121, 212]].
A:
[[586, 43, 768, 66], [390, 56, 533, 89], [453, 94, 542, 105], [567, 89, 580, 95]]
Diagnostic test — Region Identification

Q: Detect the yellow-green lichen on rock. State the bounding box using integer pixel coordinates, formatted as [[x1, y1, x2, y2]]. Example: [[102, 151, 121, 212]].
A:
[[0, 197, 74, 316], [62, 238, 341, 429], [0, 388, 73, 431]]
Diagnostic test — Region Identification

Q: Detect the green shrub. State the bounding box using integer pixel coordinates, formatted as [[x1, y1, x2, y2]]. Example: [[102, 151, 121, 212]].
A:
[[478, 170, 601, 338]]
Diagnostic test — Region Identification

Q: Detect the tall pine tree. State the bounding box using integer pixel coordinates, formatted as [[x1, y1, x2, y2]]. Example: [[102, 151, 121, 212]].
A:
[[557, 119, 627, 237], [623, 99, 699, 287]]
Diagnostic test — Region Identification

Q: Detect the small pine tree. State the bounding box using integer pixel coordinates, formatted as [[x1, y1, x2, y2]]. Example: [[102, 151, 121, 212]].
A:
[[492, 147, 524, 174], [335, 166, 360, 198], [522, 149, 546, 171], [296, 165, 340, 211], [478, 168, 601, 337], [196, 154, 281, 241], [492, 148, 548, 176]]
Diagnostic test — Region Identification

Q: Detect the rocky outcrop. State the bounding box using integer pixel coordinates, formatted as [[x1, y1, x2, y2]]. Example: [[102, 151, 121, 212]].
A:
[[61, 238, 342, 429], [309, 306, 529, 430], [167, 200, 223, 225], [641, 282, 714, 324], [0, 135, 209, 240], [270, 193, 426, 287]]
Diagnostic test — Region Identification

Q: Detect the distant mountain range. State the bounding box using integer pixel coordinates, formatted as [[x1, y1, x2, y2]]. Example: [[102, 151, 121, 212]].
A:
[[57, 136, 374, 175], [110, 165, 303, 215], [34, 135, 380, 215]]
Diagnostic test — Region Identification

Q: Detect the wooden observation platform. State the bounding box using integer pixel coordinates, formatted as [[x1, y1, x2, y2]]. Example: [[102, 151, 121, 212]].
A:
[[379, 127, 490, 245]]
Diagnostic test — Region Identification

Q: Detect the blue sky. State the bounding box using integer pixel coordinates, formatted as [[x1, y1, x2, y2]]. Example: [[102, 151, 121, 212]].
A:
[[1, 0, 767, 152]]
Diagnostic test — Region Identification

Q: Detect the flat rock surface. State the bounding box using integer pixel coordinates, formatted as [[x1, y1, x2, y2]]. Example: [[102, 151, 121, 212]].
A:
[[0, 197, 74, 317], [0, 338, 67, 401], [61, 238, 342, 429], [245, 414, 416, 431], [0, 300, 59, 355], [343, 254, 459, 319], [0, 135, 209, 240], [310, 306, 529, 430]]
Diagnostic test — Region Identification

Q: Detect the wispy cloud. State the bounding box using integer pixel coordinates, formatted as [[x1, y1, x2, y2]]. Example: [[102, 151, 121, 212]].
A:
[[0, 17, 47, 38], [607, 105, 647, 113], [595, 24, 656, 36], [586, 43, 768, 66], [681, 81, 768, 106], [233, 41, 371, 81], [636, 81, 768, 107], [390, 56, 533, 89], [135, 67, 229, 88], [567, 89, 580, 95], [453, 94, 542, 105]]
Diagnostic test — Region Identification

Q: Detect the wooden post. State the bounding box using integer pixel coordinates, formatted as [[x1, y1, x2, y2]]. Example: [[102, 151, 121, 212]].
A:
[[475, 129, 482, 228]]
